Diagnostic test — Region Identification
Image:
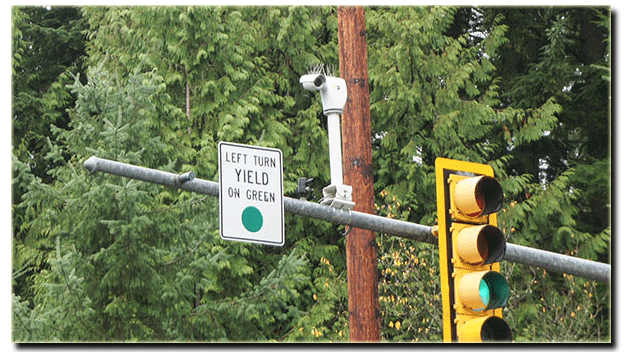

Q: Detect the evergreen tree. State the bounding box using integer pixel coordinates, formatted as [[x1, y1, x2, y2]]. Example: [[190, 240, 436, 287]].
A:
[[12, 6, 87, 177], [12, 6, 88, 304]]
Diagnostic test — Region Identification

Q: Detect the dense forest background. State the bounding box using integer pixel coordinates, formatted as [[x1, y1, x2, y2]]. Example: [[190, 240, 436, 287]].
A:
[[11, 6, 610, 342]]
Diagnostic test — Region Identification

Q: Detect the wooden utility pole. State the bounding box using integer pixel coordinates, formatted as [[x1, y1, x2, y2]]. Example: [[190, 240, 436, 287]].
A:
[[337, 6, 381, 342]]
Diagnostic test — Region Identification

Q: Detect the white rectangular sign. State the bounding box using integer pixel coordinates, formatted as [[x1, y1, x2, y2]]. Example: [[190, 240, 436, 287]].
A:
[[218, 142, 284, 246]]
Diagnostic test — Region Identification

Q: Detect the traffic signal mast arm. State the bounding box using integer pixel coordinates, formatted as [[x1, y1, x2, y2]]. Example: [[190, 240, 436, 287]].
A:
[[83, 156, 610, 284], [83, 156, 436, 245]]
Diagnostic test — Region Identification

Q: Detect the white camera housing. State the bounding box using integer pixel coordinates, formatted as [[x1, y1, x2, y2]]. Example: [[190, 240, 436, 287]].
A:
[[299, 67, 353, 211], [300, 74, 347, 115], [319, 76, 347, 115]]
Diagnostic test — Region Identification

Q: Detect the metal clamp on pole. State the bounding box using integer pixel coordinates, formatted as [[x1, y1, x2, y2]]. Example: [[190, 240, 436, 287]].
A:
[[177, 171, 195, 185], [320, 184, 354, 210], [300, 65, 354, 211]]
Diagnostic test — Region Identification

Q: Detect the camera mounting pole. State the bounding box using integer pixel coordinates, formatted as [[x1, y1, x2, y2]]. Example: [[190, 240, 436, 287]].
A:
[[300, 66, 354, 210]]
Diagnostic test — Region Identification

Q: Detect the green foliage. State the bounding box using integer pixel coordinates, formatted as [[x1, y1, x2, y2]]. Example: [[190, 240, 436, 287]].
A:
[[12, 5, 609, 343], [12, 6, 86, 184], [187, 248, 311, 341], [13, 238, 97, 341], [285, 250, 349, 341], [378, 236, 442, 342]]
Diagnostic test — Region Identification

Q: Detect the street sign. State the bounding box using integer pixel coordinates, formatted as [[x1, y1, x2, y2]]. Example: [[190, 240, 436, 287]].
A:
[[218, 142, 284, 246]]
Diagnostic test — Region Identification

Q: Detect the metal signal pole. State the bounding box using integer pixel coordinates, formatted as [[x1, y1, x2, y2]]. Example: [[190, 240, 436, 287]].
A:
[[338, 6, 381, 342], [83, 155, 611, 284]]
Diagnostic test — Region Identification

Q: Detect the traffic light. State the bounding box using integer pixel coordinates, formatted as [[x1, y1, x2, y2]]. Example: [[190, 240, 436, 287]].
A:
[[435, 158, 512, 342]]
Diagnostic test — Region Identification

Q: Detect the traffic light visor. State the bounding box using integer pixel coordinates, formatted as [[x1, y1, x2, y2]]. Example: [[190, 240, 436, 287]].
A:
[[457, 225, 506, 265], [454, 176, 503, 217]]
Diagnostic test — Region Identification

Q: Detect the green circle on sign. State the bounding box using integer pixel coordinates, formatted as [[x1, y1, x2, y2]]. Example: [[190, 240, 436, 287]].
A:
[[242, 206, 263, 233]]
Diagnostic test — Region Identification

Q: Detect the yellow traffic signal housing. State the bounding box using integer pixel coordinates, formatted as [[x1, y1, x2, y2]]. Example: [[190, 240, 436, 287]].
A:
[[435, 158, 512, 343]]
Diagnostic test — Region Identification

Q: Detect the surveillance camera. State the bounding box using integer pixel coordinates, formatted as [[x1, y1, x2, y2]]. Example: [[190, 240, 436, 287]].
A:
[[299, 74, 326, 91], [319, 76, 347, 114], [300, 64, 347, 115]]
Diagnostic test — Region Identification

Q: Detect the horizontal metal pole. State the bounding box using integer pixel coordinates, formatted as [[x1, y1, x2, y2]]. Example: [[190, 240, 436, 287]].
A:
[[82, 156, 436, 245], [83, 156, 610, 283], [84, 156, 220, 197], [283, 194, 437, 245], [505, 243, 610, 283]]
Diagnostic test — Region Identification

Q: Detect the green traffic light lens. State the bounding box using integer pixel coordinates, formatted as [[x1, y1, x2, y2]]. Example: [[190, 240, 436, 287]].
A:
[[479, 279, 490, 306], [483, 271, 510, 310], [461, 271, 509, 312]]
